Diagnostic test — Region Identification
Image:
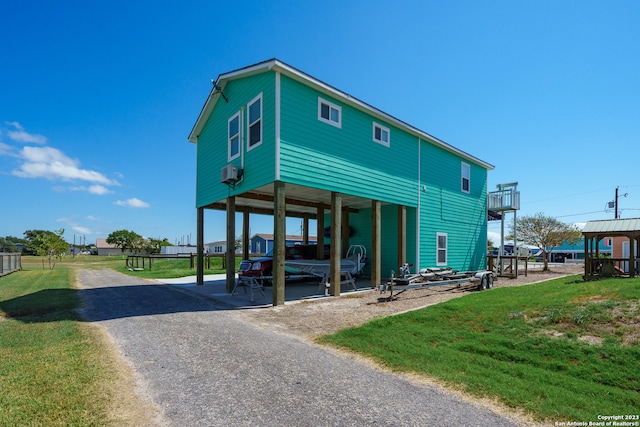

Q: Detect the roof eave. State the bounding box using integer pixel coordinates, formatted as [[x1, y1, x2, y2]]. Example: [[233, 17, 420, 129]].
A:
[[188, 59, 495, 170], [270, 61, 494, 170]]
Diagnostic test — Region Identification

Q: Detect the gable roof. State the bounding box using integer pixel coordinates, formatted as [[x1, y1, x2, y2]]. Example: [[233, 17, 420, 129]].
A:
[[582, 218, 640, 235], [95, 238, 118, 249], [188, 58, 494, 170]]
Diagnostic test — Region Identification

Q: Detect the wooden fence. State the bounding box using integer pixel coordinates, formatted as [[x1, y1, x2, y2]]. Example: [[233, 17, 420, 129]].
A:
[[0, 253, 22, 277], [487, 255, 528, 278], [126, 253, 226, 271]]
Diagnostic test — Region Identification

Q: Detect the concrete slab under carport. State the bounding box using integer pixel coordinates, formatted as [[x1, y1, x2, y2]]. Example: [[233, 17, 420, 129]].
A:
[[157, 274, 373, 308]]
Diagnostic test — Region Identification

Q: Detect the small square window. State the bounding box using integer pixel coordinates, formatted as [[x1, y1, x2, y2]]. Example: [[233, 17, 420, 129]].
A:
[[318, 97, 341, 128], [373, 122, 390, 146], [461, 162, 470, 193]]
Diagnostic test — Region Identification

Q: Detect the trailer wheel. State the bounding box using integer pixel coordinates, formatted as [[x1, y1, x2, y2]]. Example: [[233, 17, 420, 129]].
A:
[[480, 274, 493, 291], [486, 274, 493, 289]]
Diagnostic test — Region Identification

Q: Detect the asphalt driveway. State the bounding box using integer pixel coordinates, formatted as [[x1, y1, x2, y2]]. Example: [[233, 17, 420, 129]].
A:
[[78, 269, 521, 427]]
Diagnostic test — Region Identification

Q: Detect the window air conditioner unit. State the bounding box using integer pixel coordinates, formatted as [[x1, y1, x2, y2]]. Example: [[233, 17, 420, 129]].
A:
[[221, 164, 240, 184]]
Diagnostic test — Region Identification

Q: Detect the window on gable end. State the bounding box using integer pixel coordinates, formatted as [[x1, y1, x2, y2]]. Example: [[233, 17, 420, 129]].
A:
[[247, 93, 262, 150], [228, 112, 240, 161], [373, 122, 390, 146], [461, 162, 470, 193], [318, 97, 341, 128]]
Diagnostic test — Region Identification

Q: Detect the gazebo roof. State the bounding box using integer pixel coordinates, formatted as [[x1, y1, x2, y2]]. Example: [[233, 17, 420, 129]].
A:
[[582, 218, 640, 236]]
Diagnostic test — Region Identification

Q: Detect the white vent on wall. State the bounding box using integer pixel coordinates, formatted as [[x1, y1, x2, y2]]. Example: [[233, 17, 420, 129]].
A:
[[221, 164, 240, 184]]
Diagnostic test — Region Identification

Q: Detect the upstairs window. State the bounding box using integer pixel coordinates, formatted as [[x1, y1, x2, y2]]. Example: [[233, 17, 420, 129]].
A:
[[318, 97, 341, 128], [372, 122, 390, 146], [461, 162, 470, 193], [228, 112, 240, 161], [437, 233, 448, 266], [247, 93, 262, 150]]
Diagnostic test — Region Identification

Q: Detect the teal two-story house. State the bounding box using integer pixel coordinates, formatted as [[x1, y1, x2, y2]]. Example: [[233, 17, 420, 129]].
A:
[[189, 59, 494, 305]]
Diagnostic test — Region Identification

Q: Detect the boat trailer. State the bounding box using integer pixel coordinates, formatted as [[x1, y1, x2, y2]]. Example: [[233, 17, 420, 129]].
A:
[[377, 264, 495, 301]]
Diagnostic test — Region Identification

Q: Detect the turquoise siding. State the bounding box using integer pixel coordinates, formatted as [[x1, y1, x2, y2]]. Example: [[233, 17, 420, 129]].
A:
[[196, 72, 276, 208], [323, 205, 417, 276], [419, 141, 487, 271], [280, 75, 418, 206], [194, 64, 489, 275]]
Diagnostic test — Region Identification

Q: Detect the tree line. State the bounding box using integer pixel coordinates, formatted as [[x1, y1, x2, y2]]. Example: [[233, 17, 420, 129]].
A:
[[104, 230, 172, 255], [0, 229, 173, 269]]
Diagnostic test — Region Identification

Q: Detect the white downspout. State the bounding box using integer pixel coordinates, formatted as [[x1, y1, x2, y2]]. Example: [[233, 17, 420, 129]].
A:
[[275, 71, 281, 181], [416, 137, 421, 272]]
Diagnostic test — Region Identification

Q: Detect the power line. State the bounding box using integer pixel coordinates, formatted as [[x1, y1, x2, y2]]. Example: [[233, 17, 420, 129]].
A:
[[488, 210, 607, 227], [554, 210, 607, 219]]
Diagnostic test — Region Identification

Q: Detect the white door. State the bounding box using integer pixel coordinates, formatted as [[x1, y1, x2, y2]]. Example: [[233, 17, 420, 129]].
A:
[[622, 241, 630, 273]]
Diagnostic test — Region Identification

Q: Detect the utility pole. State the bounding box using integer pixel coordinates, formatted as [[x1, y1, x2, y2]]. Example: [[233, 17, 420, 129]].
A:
[[614, 187, 629, 219]]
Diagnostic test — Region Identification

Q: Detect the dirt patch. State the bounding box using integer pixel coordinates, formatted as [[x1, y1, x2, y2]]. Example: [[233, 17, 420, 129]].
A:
[[82, 322, 167, 427], [577, 335, 604, 345], [243, 264, 584, 339]]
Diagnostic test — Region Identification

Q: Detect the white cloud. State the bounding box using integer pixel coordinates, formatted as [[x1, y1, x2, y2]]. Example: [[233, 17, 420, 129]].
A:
[[5, 121, 47, 144], [115, 197, 150, 208], [72, 225, 92, 234], [488, 231, 502, 243], [13, 146, 119, 186], [56, 217, 94, 236], [0, 141, 15, 156], [88, 185, 111, 195], [86, 215, 100, 221]]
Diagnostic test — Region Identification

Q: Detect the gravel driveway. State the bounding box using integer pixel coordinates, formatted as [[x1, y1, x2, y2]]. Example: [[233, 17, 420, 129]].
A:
[[78, 269, 521, 427]]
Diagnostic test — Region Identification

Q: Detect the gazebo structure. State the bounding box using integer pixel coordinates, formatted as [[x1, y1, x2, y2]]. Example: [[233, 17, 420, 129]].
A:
[[582, 218, 640, 279]]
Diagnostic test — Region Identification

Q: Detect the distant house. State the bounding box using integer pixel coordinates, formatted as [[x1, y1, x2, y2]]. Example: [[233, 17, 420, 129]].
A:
[[549, 237, 612, 262], [95, 238, 125, 256], [250, 234, 317, 254], [160, 245, 197, 256], [204, 240, 227, 254]]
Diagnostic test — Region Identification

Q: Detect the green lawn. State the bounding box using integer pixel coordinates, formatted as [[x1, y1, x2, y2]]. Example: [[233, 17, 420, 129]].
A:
[[21, 254, 239, 279], [116, 256, 239, 279], [0, 266, 114, 426], [320, 275, 640, 423]]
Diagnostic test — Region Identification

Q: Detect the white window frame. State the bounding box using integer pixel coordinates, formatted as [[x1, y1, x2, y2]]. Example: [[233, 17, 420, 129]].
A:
[[318, 97, 341, 128], [436, 232, 448, 266], [228, 111, 241, 161], [461, 162, 470, 194], [247, 93, 263, 151], [372, 122, 390, 147]]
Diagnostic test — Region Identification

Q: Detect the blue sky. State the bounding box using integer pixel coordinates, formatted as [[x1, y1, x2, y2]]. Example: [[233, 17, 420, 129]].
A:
[[1, 0, 638, 246]]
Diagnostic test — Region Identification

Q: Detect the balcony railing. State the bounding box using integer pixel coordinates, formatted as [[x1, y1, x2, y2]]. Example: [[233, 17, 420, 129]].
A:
[[488, 189, 520, 211]]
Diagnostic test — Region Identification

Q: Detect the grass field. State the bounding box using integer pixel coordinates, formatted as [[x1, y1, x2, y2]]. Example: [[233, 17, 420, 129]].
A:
[[0, 264, 115, 426], [320, 275, 640, 423], [21, 254, 240, 279]]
